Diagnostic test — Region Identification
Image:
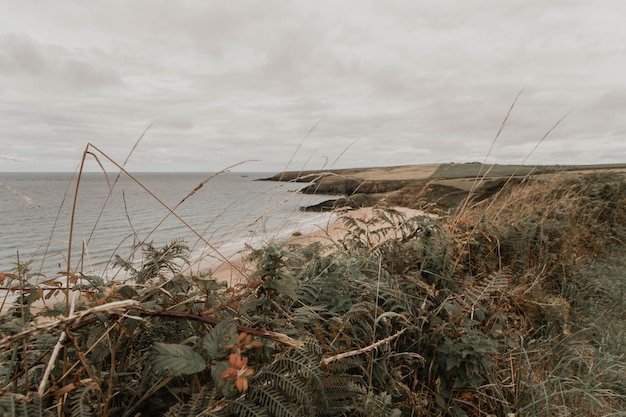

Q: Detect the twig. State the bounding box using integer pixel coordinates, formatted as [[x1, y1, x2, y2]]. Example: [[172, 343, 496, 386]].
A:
[[321, 328, 406, 365], [143, 309, 304, 349], [38, 291, 78, 396], [1, 299, 304, 356], [0, 299, 141, 349]]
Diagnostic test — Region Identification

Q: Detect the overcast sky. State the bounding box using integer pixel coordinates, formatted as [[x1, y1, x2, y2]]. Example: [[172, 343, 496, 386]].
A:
[[1, 1, 625, 173]]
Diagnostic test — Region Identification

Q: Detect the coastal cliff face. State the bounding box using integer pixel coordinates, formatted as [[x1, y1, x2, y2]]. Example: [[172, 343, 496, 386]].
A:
[[260, 163, 626, 213]]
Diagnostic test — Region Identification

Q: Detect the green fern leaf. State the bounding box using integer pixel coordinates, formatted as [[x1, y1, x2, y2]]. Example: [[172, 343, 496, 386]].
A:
[[70, 383, 100, 417], [464, 270, 511, 307], [272, 349, 325, 394], [230, 399, 269, 417], [153, 343, 206, 376], [256, 370, 313, 413], [321, 356, 366, 374], [163, 385, 224, 417], [0, 393, 44, 417], [248, 385, 300, 417]]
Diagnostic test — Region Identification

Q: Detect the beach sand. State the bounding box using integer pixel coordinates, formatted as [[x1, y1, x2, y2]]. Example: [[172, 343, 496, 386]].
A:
[[207, 206, 428, 286]]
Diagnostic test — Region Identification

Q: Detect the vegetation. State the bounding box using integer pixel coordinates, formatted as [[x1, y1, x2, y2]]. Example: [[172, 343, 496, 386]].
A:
[[1, 168, 625, 416]]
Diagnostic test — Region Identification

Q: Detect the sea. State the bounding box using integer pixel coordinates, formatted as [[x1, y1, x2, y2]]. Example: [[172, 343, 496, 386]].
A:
[[0, 172, 337, 283]]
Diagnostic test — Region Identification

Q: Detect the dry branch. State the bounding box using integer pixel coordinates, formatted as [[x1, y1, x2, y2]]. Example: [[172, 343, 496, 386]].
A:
[[0, 299, 141, 349], [321, 328, 406, 365], [144, 309, 303, 348], [0, 299, 303, 350]]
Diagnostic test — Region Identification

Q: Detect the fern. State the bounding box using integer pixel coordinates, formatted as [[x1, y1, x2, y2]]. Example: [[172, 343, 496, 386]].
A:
[[464, 270, 511, 307], [248, 385, 301, 417], [319, 375, 368, 417], [254, 370, 314, 413], [269, 349, 325, 395], [0, 393, 44, 417], [115, 239, 190, 284], [71, 382, 101, 417], [229, 400, 269, 417], [163, 386, 225, 417]]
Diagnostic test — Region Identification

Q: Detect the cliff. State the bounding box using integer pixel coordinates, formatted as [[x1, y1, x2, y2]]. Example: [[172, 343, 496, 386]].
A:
[[260, 163, 626, 213]]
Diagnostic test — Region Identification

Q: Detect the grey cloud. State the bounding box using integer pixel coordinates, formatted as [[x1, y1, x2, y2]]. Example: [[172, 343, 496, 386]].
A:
[[0, 34, 125, 93], [0, 34, 47, 75], [153, 117, 196, 132], [1, 1, 626, 172]]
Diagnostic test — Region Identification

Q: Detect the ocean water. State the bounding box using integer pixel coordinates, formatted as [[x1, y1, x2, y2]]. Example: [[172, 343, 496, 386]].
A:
[[0, 172, 336, 281]]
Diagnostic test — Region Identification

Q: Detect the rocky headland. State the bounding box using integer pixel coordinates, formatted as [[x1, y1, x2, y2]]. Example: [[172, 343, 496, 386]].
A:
[[260, 162, 626, 213]]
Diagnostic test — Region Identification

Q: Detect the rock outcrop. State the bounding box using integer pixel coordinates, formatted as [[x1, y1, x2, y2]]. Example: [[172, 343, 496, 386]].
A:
[[260, 163, 626, 214]]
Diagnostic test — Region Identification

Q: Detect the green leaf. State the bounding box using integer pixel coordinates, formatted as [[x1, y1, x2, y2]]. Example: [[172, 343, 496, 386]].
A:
[[329, 294, 352, 314], [211, 360, 230, 389], [153, 343, 206, 376], [196, 277, 226, 292], [277, 276, 298, 300], [116, 285, 139, 299], [81, 274, 105, 287], [203, 320, 238, 360]]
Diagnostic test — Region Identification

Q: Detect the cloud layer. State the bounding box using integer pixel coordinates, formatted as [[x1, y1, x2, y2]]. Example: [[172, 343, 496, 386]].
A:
[[1, 1, 625, 172]]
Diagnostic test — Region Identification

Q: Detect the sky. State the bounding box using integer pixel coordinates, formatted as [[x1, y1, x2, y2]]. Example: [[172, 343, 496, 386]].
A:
[[1, 1, 625, 173]]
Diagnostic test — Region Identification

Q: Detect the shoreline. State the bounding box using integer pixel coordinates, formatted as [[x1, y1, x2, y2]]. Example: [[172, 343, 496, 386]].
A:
[[202, 206, 429, 287], [189, 210, 342, 286], [2, 184, 429, 314]]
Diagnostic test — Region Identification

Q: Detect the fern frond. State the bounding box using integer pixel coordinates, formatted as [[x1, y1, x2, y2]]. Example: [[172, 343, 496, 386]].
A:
[[323, 374, 365, 392], [163, 385, 223, 417], [464, 270, 511, 307], [344, 300, 377, 322], [321, 355, 366, 374], [71, 382, 101, 417], [230, 399, 269, 417], [248, 385, 301, 417], [319, 377, 367, 416], [255, 370, 314, 414], [270, 349, 325, 394], [295, 282, 320, 305], [132, 239, 191, 284], [303, 336, 324, 356], [0, 393, 44, 417]]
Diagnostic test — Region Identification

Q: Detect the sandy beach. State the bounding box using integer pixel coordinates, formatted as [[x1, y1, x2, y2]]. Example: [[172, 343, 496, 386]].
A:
[[207, 206, 428, 286]]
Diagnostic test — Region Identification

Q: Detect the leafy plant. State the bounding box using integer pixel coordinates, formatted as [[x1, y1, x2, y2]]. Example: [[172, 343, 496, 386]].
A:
[[114, 239, 190, 284]]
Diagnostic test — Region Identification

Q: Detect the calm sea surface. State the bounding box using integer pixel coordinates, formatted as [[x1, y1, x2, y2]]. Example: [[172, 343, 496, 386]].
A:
[[0, 172, 336, 281]]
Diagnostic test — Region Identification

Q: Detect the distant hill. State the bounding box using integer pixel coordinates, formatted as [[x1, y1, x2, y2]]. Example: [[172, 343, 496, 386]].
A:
[[261, 163, 626, 213]]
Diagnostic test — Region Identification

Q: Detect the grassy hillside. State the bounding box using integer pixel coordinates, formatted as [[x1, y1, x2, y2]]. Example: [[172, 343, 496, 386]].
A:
[[1, 169, 625, 416], [265, 162, 626, 213]]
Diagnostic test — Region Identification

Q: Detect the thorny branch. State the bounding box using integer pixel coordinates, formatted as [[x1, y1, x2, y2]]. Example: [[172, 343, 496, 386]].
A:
[[0, 299, 303, 350]]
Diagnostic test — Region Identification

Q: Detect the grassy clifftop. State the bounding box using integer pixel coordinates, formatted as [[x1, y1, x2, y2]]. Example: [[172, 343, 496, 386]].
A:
[[263, 162, 626, 212]]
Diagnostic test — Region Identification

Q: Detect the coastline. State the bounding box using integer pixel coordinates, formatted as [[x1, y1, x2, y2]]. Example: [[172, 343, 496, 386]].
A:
[[186, 210, 342, 286], [5, 165, 626, 415], [201, 206, 429, 287], [15, 158, 620, 312]]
